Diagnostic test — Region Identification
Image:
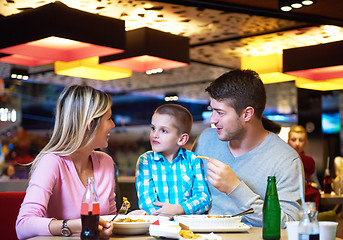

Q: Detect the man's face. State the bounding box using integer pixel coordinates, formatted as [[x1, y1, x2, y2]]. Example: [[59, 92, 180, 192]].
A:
[[209, 98, 245, 141]]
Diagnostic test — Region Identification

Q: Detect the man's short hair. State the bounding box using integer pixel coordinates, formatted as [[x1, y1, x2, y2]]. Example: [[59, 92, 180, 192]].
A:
[[154, 104, 193, 134], [205, 69, 266, 119]]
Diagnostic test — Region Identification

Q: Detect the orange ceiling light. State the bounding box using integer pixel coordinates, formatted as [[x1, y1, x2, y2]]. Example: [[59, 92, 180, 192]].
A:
[[295, 78, 343, 91], [283, 40, 343, 91], [241, 54, 297, 84], [0, 2, 125, 66], [99, 27, 189, 73], [55, 57, 132, 81]]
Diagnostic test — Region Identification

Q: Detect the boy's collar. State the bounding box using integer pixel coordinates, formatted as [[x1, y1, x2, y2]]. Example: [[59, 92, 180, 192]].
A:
[[152, 148, 185, 162]]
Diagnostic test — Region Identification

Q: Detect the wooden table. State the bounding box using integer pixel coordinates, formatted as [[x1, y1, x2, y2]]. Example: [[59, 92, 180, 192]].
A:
[[320, 193, 343, 206], [25, 227, 343, 240], [320, 193, 343, 214]]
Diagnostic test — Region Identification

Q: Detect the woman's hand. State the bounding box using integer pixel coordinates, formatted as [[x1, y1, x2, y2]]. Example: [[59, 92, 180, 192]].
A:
[[99, 217, 113, 239]]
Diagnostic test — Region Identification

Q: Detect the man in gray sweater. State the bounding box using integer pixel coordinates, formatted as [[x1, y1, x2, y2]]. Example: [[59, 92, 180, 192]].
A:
[[194, 69, 302, 228]]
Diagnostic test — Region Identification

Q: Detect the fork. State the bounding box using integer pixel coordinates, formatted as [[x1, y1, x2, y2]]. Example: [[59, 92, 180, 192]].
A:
[[111, 202, 129, 221]]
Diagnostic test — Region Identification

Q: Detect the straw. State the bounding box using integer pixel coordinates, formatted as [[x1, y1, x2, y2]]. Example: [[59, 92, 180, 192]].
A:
[[299, 173, 311, 226], [326, 156, 330, 169], [299, 174, 306, 207]]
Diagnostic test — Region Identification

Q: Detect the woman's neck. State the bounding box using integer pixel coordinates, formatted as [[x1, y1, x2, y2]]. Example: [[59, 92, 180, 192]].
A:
[[71, 148, 94, 186]]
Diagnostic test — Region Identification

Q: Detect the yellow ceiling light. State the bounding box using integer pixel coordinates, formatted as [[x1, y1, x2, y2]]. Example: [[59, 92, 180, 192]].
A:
[[295, 78, 343, 91], [241, 54, 297, 84], [55, 57, 132, 81]]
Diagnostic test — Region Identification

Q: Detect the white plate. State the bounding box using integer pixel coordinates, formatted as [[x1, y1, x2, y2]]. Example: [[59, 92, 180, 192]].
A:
[[149, 221, 223, 239], [186, 222, 251, 232], [101, 214, 169, 235], [149, 221, 181, 239], [174, 215, 250, 232]]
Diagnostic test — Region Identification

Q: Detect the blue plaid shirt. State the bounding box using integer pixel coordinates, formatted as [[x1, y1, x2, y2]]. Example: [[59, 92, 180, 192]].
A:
[[135, 148, 210, 215]]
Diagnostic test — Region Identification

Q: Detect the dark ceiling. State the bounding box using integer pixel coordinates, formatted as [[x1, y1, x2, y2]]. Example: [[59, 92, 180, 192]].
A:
[[0, 0, 342, 100]]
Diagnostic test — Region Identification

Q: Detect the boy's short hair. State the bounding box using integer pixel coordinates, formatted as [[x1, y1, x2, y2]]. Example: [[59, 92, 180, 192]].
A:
[[154, 104, 193, 135]]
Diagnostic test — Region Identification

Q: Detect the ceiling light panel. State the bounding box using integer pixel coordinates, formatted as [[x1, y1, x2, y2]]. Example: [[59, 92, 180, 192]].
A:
[[0, 2, 125, 65], [0, 0, 307, 46]]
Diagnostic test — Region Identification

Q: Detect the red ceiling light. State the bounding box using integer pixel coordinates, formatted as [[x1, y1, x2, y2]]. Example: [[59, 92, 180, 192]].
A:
[[283, 40, 343, 80], [0, 2, 125, 66], [283, 40, 343, 90], [99, 27, 189, 73], [0, 54, 53, 67]]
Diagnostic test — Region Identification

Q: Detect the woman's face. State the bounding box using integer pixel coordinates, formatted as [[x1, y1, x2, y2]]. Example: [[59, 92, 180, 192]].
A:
[[93, 108, 115, 149], [288, 132, 306, 154]]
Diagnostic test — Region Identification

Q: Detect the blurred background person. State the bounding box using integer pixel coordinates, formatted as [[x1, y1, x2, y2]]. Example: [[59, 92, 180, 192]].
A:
[[288, 125, 320, 187], [288, 125, 321, 208], [0, 163, 15, 181]]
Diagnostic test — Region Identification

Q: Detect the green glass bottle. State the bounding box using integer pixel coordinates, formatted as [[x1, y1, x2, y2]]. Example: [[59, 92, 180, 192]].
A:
[[263, 176, 281, 240]]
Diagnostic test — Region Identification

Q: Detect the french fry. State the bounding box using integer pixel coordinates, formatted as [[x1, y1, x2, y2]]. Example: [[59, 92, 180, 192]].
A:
[[197, 156, 210, 160]]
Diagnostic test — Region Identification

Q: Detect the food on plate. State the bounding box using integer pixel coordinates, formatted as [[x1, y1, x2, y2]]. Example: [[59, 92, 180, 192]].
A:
[[179, 230, 201, 239], [122, 197, 131, 209], [113, 217, 145, 222], [206, 215, 226, 218]]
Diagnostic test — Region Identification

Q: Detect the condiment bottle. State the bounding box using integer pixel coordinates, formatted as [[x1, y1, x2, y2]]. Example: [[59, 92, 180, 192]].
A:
[[81, 177, 100, 240], [323, 168, 332, 194], [298, 202, 319, 240], [263, 176, 281, 240]]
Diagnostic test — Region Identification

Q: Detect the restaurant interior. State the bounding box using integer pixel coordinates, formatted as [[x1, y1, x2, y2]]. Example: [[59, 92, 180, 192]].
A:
[[0, 0, 343, 239]]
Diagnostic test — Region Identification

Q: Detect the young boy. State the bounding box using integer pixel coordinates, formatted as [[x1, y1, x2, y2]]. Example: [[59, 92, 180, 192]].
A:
[[135, 104, 210, 216]]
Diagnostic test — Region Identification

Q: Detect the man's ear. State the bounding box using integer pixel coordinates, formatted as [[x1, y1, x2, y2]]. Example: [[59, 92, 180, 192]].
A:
[[87, 119, 94, 131], [242, 106, 254, 121], [178, 133, 189, 146]]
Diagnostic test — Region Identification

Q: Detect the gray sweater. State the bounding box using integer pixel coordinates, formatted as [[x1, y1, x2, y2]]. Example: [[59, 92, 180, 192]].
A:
[[194, 128, 302, 228]]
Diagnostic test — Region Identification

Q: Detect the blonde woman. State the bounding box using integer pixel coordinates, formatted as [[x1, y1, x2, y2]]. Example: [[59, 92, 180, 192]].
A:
[[16, 85, 116, 239], [287, 125, 316, 184]]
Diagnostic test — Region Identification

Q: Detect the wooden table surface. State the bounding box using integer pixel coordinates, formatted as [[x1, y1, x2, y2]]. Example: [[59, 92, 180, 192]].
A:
[[26, 227, 343, 240], [320, 193, 343, 205]]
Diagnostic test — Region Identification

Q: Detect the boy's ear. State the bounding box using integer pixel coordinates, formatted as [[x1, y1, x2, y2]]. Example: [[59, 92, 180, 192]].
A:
[[178, 133, 189, 146]]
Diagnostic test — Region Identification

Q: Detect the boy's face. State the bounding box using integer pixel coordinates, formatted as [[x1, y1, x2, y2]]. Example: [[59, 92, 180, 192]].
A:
[[150, 113, 182, 157]]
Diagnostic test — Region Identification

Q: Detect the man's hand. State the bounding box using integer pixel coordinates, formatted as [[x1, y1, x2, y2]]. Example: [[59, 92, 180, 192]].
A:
[[206, 157, 241, 194]]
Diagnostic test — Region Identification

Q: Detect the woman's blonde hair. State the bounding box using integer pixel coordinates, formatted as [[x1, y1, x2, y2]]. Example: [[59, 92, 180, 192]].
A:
[[30, 85, 112, 175]]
